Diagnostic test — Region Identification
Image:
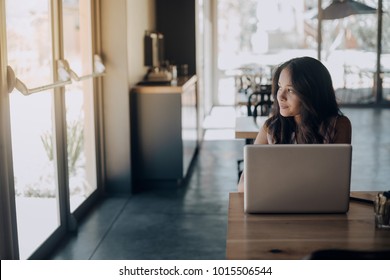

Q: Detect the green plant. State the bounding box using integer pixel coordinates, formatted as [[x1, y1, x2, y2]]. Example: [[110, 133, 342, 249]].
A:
[[66, 118, 84, 176], [40, 131, 54, 161], [40, 116, 84, 176]]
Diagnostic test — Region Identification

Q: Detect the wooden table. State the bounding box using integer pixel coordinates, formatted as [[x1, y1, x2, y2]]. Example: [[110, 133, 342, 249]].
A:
[[226, 192, 390, 260], [235, 116, 268, 139]]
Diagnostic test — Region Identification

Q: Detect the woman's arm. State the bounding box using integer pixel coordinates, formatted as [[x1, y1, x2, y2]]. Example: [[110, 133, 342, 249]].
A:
[[237, 124, 269, 192], [333, 115, 352, 144], [237, 172, 245, 192], [254, 123, 269, 144]]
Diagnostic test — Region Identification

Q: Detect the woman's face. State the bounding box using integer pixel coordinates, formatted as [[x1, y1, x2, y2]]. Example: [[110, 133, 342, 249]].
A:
[[277, 68, 301, 122]]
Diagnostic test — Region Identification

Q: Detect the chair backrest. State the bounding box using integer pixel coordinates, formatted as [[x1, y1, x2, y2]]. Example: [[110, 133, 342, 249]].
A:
[[253, 99, 273, 118], [247, 84, 273, 117]]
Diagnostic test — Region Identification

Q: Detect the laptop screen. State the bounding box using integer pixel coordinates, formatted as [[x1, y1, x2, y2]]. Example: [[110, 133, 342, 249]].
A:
[[244, 144, 352, 214]]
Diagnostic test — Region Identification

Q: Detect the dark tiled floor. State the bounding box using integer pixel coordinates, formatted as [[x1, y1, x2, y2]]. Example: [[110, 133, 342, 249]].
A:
[[49, 107, 390, 260], [345, 108, 390, 190], [50, 139, 243, 260]]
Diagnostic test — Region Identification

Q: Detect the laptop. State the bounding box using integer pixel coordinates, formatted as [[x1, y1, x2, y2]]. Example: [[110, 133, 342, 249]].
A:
[[244, 144, 352, 214]]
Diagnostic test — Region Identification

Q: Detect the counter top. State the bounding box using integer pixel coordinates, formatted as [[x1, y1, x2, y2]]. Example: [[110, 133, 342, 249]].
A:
[[132, 75, 197, 94]]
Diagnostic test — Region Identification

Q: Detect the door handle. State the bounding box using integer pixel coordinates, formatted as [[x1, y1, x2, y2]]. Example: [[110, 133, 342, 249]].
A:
[[58, 55, 106, 82], [7, 61, 71, 95]]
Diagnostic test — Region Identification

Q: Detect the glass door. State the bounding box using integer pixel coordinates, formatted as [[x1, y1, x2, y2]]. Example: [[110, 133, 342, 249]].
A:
[[2, 0, 102, 259], [62, 0, 97, 212], [6, 0, 61, 259]]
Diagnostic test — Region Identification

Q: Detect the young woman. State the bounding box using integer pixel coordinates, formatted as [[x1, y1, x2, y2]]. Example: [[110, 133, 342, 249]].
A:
[[238, 56, 352, 192]]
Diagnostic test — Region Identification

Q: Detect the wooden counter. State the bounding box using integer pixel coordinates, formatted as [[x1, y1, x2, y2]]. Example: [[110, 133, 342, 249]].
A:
[[132, 75, 197, 94]]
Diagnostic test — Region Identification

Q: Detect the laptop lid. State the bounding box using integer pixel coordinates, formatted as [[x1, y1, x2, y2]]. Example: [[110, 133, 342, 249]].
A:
[[244, 144, 352, 214]]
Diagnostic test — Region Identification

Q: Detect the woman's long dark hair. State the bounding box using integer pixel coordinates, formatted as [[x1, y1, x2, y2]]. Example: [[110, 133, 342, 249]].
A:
[[266, 56, 341, 144]]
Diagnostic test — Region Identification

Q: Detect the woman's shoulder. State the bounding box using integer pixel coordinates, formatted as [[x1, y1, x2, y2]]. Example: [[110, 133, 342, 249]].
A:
[[333, 115, 352, 144], [335, 115, 351, 128]]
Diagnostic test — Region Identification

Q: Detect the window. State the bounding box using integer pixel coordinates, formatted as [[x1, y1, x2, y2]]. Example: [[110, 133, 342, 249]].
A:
[[216, 0, 317, 105], [214, 0, 389, 106], [1, 0, 103, 259], [62, 0, 98, 212]]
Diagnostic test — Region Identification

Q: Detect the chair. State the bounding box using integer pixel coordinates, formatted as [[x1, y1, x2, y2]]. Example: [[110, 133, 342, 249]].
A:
[[237, 84, 273, 181], [246, 84, 272, 116], [253, 98, 273, 119]]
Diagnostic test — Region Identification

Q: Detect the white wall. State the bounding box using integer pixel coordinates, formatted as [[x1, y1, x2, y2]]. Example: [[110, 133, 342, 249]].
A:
[[101, 0, 155, 193], [196, 0, 213, 118], [127, 0, 155, 85]]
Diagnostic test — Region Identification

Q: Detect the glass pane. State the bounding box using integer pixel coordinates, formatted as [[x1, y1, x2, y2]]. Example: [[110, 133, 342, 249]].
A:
[[382, 0, 390, 102], [217, 0, 318, 106], [322, 0, 378, 104], [63, 0, 97, 212], [6, 0, 60, 259]]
